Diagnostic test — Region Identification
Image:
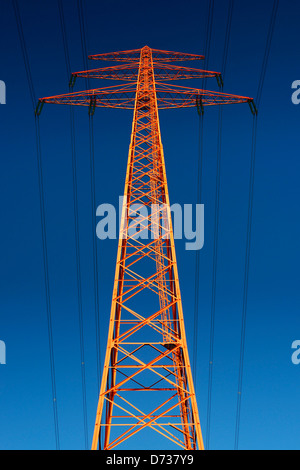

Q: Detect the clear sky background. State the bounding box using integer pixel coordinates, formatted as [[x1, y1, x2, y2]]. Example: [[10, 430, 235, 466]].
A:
[[0, 0, 300, 450]]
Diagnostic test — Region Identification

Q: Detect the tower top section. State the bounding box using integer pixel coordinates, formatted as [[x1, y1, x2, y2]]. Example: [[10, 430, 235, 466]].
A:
[[36, 46, 256, 116], [88, 46, 205, 63]]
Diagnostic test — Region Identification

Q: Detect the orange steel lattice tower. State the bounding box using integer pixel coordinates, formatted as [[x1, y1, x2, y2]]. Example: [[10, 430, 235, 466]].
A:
[[38, 46, 255, 450]]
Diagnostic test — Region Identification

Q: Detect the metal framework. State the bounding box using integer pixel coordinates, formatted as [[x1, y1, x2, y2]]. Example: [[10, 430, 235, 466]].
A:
[[37, 46, 255, 450]]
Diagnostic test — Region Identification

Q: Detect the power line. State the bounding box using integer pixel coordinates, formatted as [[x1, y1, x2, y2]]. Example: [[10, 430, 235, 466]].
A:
[[76, 0, 102, 394], [234, 115, 257, 450], [13, 0, 36, 108], [192, 113, 204, 382], [234, 0, 279, 450], [35, 116, 60, 450], [206, 104, 222, 450], [256, 0, 279, 108], [57, 0, 71, 79], [69, 106, 89, 449], [192, 0, 215, 384], [12, 0, 60, 449], [57, 0, 89, 449], [203, 0, 215, 76], [77, 0, 90, 88], [205, 0, 234, 450], [88, 113, 102, 393], [221, 0, 234, 79]]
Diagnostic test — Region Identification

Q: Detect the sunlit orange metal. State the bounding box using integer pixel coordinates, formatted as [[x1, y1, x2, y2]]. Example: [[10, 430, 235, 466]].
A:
[[90, 46, 204, 451], [38, 46, 254, 450]]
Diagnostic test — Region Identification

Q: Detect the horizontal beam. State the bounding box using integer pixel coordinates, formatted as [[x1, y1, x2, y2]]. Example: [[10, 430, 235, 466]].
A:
[[88, 46, 204, 63], [71, 62, 222, 83], [38, 83, 254, 112], [151, 48, 204, 62]]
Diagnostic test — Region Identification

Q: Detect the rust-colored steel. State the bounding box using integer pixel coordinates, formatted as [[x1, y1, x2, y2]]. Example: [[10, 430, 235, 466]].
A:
[[38, 46, 254, 450]]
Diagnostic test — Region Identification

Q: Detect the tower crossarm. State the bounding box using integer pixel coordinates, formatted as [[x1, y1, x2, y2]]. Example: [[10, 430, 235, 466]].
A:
[[37, 83, 254, 113], [88, 47, 204, 63], [152, 62, 222, 82], [155, 83, 253, 109], [70, 62, 223, 84], [71, 63, 140, 82]]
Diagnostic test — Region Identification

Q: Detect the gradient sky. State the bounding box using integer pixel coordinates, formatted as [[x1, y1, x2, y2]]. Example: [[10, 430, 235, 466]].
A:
[[0, 0, 300, 450]]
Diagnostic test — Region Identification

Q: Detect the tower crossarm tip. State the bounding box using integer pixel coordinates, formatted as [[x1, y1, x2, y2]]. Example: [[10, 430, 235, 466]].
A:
[[248, 98, 258, 115], [87, 47, 204, 63]]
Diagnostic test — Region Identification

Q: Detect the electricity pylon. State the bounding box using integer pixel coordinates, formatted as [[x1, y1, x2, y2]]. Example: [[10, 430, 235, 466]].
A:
[[37, 46, 255, 450]]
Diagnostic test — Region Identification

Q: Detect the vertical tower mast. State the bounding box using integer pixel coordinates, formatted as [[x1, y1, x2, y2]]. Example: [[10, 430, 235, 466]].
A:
[[91, 46, 203, 450], [37, 45, 255, 450]]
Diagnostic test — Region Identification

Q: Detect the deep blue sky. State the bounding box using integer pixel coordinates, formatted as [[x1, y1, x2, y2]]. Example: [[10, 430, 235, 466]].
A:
[[0, 0, 300, 450]]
